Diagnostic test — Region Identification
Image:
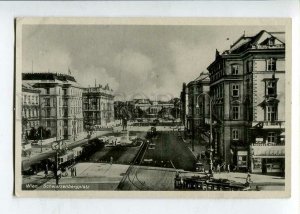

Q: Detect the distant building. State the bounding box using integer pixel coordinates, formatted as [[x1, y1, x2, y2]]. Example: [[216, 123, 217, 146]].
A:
[[82, 84, 114, 128], [22, 72, 84, 141], [22, 83, 40, 141], [133, 98, 175, 119], [186, 72, 210, 139], [207, 30, 285, 173]]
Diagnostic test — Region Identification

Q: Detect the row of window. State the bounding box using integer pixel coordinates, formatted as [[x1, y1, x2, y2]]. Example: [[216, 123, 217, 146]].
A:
[[212, 84, 224, 99], [23, 95, 39, 105], [22, 108, 39, 118], [59, 98, 82, 107], [212, 79, 277, 100], [231, 104, 278, 121], [232, 129, 276, 143], [25, 121, 39, 129], [45, 87, 83, 97], [211, 59, 278, 82], [45, 120, 83, 128]]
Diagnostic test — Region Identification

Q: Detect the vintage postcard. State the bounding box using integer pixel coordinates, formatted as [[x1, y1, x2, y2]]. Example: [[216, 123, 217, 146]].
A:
[[15, 17, 291, 198]]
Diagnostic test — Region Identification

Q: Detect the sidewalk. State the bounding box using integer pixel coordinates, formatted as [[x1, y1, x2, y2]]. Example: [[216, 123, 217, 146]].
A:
[[213, 172, 285, 190], [180, 135, 206, 160], [22, 131, 111, 161], [35, 163, 130, 191]]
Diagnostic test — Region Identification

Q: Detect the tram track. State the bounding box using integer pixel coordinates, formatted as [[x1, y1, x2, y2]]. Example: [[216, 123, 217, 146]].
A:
[[117, 138, 150, 190]]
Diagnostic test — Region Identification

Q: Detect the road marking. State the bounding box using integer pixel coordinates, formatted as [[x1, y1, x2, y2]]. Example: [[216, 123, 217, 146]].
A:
[[170, 160, 176, 169]]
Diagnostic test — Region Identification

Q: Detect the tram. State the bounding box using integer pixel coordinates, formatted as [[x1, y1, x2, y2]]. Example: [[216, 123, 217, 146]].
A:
[[174, 173, 249, 191]]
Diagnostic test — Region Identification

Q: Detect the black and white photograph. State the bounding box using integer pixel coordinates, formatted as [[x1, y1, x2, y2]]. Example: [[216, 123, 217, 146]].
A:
[[14, 18, 291, 197]]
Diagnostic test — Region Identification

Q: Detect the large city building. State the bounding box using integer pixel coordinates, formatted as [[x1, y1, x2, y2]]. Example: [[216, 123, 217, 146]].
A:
[[207, 30, 285, 173], [185, 72, 210, 140], [133, 98, 175, 119], [82, 84, 114, 128], [22, 83, 41, 141], [22, 72, 84, 141]]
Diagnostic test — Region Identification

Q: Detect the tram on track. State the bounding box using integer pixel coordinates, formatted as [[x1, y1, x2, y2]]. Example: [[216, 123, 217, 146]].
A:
[[22, 144, 93, 176], [174, 173, 249, 191]]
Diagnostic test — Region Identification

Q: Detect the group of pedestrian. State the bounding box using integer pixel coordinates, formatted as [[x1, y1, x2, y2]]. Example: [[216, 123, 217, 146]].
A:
[[70, 166, 77, 177], [215, 163, 231, 173]]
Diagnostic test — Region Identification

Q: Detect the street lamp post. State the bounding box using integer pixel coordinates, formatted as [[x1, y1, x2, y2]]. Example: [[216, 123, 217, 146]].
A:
[[51, 140, 66, 185], [40, 128, 43, 153], [196, 93, 214, 175], [39, 101, 47, 153]]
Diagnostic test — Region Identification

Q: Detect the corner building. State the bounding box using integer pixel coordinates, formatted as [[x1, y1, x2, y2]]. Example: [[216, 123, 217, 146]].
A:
[[186, 72, 210, 139], [207, 30, 285, 173], [22, 73, 84, 141]]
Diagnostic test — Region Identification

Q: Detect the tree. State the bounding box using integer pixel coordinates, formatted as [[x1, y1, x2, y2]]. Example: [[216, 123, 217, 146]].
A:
[[36, 126, 51, 139], [28, 127, 37, 140], [22, 117, 28, 141]]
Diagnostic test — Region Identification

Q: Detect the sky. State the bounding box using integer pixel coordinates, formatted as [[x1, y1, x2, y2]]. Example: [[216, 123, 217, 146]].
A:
[[22, 24, 284, 101]]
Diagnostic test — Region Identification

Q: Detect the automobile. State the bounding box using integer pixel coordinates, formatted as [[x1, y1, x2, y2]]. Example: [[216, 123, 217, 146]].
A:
[[143, 159, 153, 164], [195, 162, 205, 172], [98, 136, 108, 143], [148, 145, 155, 150], [22, 166, 37, 176], [129, 135, 137, 141]]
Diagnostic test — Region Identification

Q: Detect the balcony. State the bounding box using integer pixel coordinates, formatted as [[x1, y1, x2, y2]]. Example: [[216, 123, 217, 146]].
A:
[[252, 121, 285, 129], [250, 144, 285, 158], [250, 44, 284, 50]]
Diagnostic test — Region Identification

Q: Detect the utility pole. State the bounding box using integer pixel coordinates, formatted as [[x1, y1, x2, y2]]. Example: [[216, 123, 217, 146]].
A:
[[40, 128, 43, 153], [191, 96, 195, 152], [196, 93, 214, 175]]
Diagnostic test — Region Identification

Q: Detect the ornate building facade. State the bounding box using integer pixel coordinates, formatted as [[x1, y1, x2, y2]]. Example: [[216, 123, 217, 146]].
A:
[[22, 83, 40, 142], [186, 72, 210, 139], [82, 84, 114, 128], [207, 30, 285, 173], [22, 73, 84, 141]]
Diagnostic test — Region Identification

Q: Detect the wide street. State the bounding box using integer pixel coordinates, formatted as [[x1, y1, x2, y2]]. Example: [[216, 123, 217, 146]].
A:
[[141, 131, 196, 171], [87, 131, 146, 164], [22, 127, 285, 191]]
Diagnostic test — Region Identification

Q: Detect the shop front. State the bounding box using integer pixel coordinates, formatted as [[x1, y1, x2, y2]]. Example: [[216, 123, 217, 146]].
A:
[[237, 151, 248, 171], [250, 144, 285, 174]]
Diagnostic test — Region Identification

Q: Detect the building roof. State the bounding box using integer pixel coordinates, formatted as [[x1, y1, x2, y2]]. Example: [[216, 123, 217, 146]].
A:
[[22, 83, 40, 93], [134, 98, 151, 104], [23, 72, 77, 82], [187, 71, 210, 87], [22, 72, 84, 88], [208, 30, 285, 71], [193, 71, 210, 82], [227, 30, 285, 54]]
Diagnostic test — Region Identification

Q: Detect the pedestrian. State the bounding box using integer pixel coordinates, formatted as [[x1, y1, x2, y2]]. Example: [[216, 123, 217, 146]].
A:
[[44, 163, 48, 178], [74, 167, 77, 176], [71, 167, 74, 177], [245, 172, 252, 187], [223, 163, 226, 172], [227, 164, 230, 173], [217, 164, 220, 173]]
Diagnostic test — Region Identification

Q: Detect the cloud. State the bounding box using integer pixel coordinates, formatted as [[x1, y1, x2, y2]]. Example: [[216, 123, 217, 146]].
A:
[[75, 66, 119, 90], [113, 49, 156, 98], [23, 47, 72, 73], [113, 49, 154, 79], [169, 40, 207, 82]]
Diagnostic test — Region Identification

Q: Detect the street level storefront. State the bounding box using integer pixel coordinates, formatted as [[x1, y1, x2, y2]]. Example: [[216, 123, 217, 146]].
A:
[[250, 144, 285, 174], [236, 151, 248, 171], [230, 141, 248, 172]]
